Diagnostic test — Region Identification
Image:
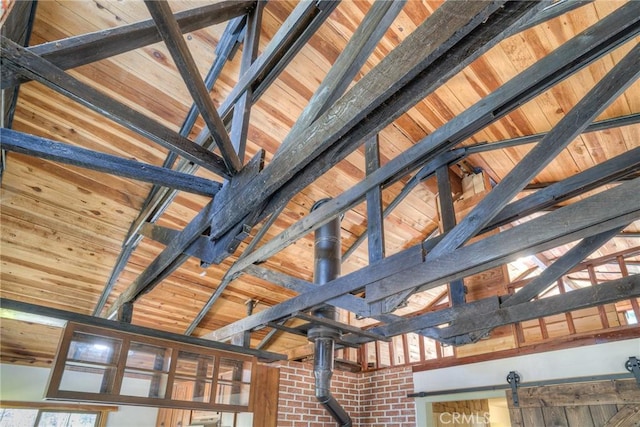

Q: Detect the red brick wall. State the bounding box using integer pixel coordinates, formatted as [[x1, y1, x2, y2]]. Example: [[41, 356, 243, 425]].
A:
[[275, 361, 415, 426], [359, 366, 416, 426]]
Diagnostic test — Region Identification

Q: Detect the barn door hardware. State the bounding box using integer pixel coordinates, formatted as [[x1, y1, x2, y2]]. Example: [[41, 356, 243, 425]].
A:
[[507, 371, 521, 407], [625, 356, 640, 385]]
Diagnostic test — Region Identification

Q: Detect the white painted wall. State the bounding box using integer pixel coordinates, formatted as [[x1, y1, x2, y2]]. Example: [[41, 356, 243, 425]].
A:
[[412, 338, 640, 426], [0, 364, 158, 427], [414, 338, 639, 393]]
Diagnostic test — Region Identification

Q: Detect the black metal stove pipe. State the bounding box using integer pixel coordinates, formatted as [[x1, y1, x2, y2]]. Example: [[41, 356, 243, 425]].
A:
[[309, 199, 352, 427]]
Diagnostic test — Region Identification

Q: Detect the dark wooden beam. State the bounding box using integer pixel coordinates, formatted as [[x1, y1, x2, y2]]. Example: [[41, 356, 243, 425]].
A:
[[139, 223, 218, 262], [482, 146, 640, 231], [353, 274, 640, 344], [215, 0, 333, 121], [243, 2, 639, 273], [275, 0, 406, 155], [105, 151, 264, 318], [504, 227, 624, 307], [438, 274, 640, 340], [0, 0, 37, 128], [1, 1, 256, 88], [145, 0, 241, 174], [365, 135, 386, 316], [0, 298, 284, 361], [206, 178, 640, 340], [247, 0, 340, 103], [230, 1, 264, 163], [366, 178, 640, 304], [436, 164, 466, 307], [1, 129, 222, 197], [509, 0, 593, 35], [1, 37, 230, 178], [464, 113, 640, 155]]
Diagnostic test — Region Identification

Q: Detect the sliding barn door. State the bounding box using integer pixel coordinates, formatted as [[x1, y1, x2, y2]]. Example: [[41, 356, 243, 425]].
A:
[[508, 379, 640, 427]]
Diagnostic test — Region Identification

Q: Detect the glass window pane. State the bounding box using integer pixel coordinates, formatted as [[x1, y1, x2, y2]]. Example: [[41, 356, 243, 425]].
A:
[[37, 412, 97, 427], [215, 382, 250, 406], [0, 408, 38, 427], [60, 364, 117, 394], [67, 332, 121, 365], [176, 351, 215, 378], [126, 342, 171, 372], [121, 369, 168, 398], [218, 358, 251, 382], [236, 412, 253, 427]]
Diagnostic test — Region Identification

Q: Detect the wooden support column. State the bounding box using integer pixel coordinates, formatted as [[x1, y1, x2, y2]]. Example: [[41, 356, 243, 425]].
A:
[[365, 135, 386, 316], [437, 165, 466, 306], [618, 255, 640, 321]]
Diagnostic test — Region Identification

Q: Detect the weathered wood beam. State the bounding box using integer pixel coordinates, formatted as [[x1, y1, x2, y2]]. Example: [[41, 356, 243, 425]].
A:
[[184, 203, 287, 335], [274, 0, 406, 155], [207, 178, 640, 341], [0, 298, 284, 361], [350, 273, 640, 344], [244, 1, 638, 273], [145, 0, 241, 174], [509, 0, 593, 36], [230, 2, 264, 163], [387, 40, 640, 311], [214, 0, 335, 122], [436, 164, 466, 307], [0, 0, 37, 128], [0, 37, 230, 178], [105, 151, 265, 318], [365, 135, 386, 264], [248, 1, 340, 103], [437, 274, 640, 340], [460, 226, 625, 342], [1, 0, 256, 88], [464, 113, 640, 155], [1, 129, 222, 197], [139, 223, 215, 261], [365, 135, 387, 316], [367, 178, 640, 303], [482, 146, 640, 231]]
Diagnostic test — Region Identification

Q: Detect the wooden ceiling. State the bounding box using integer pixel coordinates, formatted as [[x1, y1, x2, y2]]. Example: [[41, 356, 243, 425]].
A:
[[1, 0, 639, 359]]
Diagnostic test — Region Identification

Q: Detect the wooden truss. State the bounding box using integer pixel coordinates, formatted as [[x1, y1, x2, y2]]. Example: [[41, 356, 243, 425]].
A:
[[2, 0, 639, 352]]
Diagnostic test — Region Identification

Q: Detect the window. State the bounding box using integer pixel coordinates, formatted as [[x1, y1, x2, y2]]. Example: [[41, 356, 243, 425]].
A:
[[0, 403, 113, 427], [47, 323, 255, 412]]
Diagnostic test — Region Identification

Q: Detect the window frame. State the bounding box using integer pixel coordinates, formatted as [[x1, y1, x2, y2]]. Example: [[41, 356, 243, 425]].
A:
[[46, 323, 256, 412]]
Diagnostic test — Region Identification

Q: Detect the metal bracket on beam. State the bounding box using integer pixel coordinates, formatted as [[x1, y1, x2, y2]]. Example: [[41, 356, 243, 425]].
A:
[[625, 356, 640, 385], [294, 312, 391, 342], [507, 371, 521, 407]]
